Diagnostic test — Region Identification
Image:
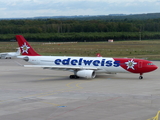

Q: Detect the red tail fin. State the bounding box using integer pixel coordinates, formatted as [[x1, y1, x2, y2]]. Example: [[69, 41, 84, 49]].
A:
[[96, 53, 102, 57], [16, 35, 41, 56]]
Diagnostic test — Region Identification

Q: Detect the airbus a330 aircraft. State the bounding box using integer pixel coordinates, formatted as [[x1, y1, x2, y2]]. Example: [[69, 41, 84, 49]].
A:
[[16, 35, 158, 79], [0, 48, 20, 59]]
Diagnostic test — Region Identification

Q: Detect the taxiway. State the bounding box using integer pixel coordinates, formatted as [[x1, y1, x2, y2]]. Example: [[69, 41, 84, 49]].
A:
[[0, 58, 160, 120]]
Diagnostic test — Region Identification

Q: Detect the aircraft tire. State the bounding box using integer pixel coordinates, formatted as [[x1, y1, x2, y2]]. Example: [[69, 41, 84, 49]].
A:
[[70, 75, 79, 79], [75, 75, 80, 79], [139, 76, 143, 79], [70, 75, 74, 79]]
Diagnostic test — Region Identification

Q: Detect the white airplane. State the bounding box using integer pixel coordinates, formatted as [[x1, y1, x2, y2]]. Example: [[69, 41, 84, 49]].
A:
[[16, 35, 158, 79], [0, 48, 20, 59]]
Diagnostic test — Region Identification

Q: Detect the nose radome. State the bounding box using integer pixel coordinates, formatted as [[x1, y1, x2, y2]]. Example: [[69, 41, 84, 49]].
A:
[[154, 65, 158, 71], [150, 65, 158, 72]]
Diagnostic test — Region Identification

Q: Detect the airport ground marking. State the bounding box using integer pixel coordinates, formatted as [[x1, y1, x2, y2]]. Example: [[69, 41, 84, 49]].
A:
[[66, 81, 78, 89], [20, 80, 91, 99], [35, 81, 90, 97], [42, 101, 61, 106], [0, 80, 89, 104], [47, 96, 120, 120], [76, 83, 83, 89], [38, 81, 88, 107], [147, 111, 160, 120], [66, 80, 91, 90]]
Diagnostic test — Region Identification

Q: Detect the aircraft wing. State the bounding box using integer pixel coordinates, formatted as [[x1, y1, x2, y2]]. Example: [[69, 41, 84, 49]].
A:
[[24, 65, 98, 70]]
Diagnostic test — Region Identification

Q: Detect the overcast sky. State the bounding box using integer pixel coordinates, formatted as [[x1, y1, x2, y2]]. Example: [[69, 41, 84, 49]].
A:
[[0, 0, 160, 18]]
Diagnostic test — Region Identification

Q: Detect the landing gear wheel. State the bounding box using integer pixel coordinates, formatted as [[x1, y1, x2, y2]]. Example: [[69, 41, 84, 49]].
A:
[[139, 76, 143, 79], [69, 75, 73, 79], [69, 75, 79, 79]]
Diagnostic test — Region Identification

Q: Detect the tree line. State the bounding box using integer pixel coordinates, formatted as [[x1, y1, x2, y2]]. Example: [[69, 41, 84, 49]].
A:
[[0, 19, 160, 41]]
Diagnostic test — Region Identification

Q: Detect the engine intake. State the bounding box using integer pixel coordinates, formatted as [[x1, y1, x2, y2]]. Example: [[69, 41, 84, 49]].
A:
[[23, 56, 29, 61]]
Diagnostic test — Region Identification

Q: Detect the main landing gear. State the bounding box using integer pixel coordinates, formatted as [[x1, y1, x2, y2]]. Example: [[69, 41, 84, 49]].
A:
[[5, 57, 11, 59], [69, 75, 79, 79], [139, 73, 143, 79]]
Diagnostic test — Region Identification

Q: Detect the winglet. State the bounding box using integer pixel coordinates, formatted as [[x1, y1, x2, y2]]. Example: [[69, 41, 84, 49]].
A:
[[16, 35, 41, 56]]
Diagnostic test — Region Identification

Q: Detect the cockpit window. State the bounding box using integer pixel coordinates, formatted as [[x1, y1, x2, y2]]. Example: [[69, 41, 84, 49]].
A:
[[148, 63, 154, 65]]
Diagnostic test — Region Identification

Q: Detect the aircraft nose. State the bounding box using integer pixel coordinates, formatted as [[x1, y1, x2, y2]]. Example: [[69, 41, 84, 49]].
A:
[[151, 65, 158, 71], [153, 65, 158, 70], [144, 62, 158, 73]]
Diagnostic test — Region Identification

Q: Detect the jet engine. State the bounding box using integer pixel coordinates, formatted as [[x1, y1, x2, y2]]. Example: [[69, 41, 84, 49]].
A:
[[76, 70, 96, 79]]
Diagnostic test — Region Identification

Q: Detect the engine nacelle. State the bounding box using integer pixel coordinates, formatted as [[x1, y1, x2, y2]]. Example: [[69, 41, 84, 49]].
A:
[[76, 70, 96, 79]]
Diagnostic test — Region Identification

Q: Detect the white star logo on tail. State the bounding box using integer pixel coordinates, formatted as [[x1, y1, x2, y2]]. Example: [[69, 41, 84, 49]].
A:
[[21, 43, 30, 54], [125, 59, 137, 70]]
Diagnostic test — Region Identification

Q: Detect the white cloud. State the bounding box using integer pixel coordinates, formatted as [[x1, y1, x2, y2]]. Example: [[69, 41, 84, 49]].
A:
[[0, 0, 160, 18]]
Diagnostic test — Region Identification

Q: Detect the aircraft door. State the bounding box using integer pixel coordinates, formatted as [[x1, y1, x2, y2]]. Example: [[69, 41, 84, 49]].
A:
[[138, 61, 143, 68]]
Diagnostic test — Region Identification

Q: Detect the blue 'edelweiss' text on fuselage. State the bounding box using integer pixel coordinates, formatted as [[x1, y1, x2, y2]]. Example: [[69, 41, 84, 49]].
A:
[[54, 58, 120, 67]]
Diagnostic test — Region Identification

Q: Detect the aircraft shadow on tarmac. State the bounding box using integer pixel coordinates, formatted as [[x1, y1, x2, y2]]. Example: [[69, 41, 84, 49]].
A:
[[22, 74, 143, 83]]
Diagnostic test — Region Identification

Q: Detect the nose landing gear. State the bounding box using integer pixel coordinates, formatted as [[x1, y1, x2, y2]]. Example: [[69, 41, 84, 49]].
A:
[[139, 73, 143, 79], [139, 76, 143, 79]]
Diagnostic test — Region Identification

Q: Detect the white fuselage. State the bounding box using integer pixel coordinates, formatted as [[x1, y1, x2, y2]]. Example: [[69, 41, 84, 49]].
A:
[[0, 48, 20, 59], [26, 56, 128, 73]]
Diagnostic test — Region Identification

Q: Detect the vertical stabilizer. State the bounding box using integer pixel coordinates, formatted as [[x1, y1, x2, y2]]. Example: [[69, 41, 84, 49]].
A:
[[16, 48, 21, 55], [96, 53, 102, 57], [16, 35, 40, 56]]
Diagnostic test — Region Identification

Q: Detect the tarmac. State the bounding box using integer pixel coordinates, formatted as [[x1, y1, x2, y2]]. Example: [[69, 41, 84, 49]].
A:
[[0, 58, 160, 120]]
